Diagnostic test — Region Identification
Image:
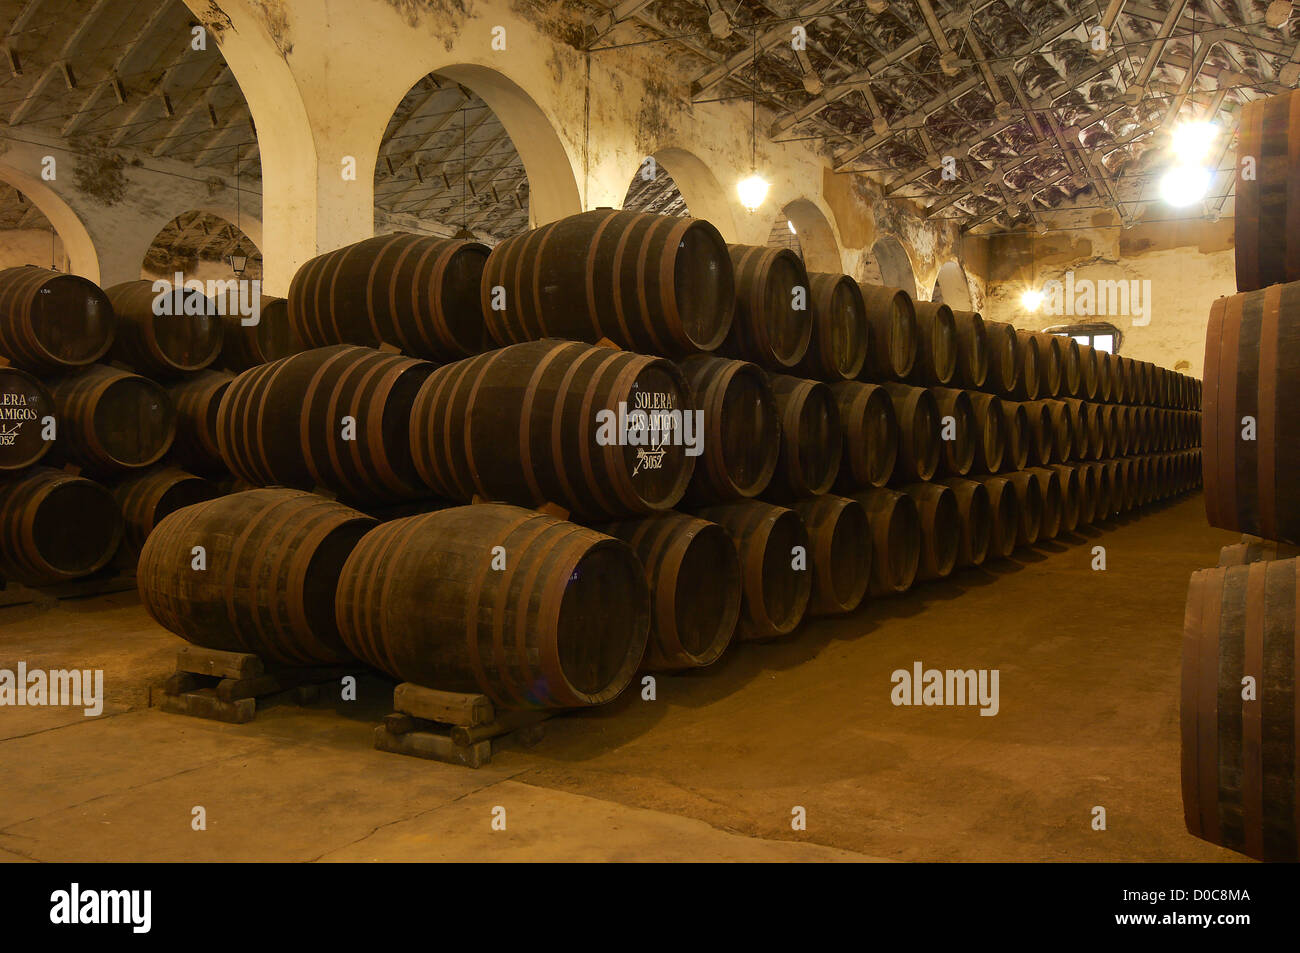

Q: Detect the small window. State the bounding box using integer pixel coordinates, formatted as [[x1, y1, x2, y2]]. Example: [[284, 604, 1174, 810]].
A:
[[1044, 321, 1123, 354]]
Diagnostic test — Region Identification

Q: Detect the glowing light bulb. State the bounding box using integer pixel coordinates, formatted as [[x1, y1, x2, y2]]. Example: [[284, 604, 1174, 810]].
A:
[[1021, 288, 1044, 311], [1160, 164, 1211, 207], [787, 220, 797, 234], [1170, 121, 1218, 164], [737, 174, 770, 211]]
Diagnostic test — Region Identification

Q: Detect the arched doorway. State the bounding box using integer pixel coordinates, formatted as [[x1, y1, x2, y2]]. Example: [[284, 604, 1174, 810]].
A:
[[781, 198, 841, 274], [142, 211, 262, 282], [933, 260, 973, 310], [869, 236, 918, 298], [0, 165, 100, 281]]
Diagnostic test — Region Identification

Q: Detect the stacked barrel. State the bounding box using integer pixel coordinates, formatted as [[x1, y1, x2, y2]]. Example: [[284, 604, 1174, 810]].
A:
[[1182, 87, 1300, 862]]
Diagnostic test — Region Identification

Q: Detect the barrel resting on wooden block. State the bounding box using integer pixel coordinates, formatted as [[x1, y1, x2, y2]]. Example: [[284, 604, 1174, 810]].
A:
[[156, 647, 357, 723], [373, 682, 551, 767]]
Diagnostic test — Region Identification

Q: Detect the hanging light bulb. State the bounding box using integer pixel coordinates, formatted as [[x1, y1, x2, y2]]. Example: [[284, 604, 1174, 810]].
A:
[[738, 173, 770, 212], [1160, 164, 1212, 207], [1021, 288, 1044, 311], [1170, 120, 1218, 164], [787, 219, 797, 235]]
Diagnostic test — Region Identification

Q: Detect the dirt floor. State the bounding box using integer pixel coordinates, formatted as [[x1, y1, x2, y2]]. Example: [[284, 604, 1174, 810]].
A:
[[0, 494, 1248, 862]]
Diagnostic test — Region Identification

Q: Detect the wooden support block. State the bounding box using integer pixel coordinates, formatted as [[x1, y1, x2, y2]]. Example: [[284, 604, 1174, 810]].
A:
[[176, 646, 263, 680], [383, 712, 419, 735], [450, 709, 550, 747], [393, 683, 494, 727], [534, 501, 570, 521], [160, 690, 256, 724], [372, 725, 491, 768], [163, 671, 200, 696], [216, 673, 283, 702]]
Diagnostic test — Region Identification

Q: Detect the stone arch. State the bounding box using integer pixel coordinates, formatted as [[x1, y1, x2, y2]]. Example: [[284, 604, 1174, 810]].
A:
[[782, 197, 842, 274], [647, 147, 738, 241], [869, 236, 917, 298], [0, 163, 100, 282], [140, 209, 264, 282], [933, 260, 972, 310]]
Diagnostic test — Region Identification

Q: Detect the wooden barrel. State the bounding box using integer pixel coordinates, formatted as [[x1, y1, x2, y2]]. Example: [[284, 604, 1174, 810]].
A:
[[950, 309, 989, 389], [1181, 559, 1300, 861], [930, 386, 975, 477], [858, 284, 917, 380], [793, 494, 871, 615], [1081, 461, 1112, 521], [901, 481, 960, 580], [851, 487, 921, 595], [1022, 399, 1053, 467], [290, 233, 489, 360], [1026, 466, 1064, 539], [938, 477, 992, 568], [1111, 354, 1131, 404], [970, 474, 1020, 559], [1005, 469, 1044, 547], [693, 500, 811, 640], [793, 273, 868, 381], [49, 364, 175, 473], [139, 488, 376, 667], [1049, 463, 1082, 534], [1096, 350, 1115, 403], [966, 391, 1004, 474], [909, 301, 957, 386], [1067, 461, 1098, 525], [677, 355, 779, 503], [0, 266, 114, 373], [1203, 282, 1300, 544], [215, 294, 297, 370], [219, 345, 436, 504], [1219, 538, 1300, 566], [720, 244, 810, 369], [481, 211, 733, 356], [112, 466, 219, 552], [594, 511, 740, 670], [410, 340, 693, 519], [881, 382, 940, 481], [105, 279, 223, 378], [999, 400, 1030, 472], [1011, 331, 1040, 400], [167, 370, 233, 475], [1060, 336, 1082, 397], [831, 380, 898, 489], [764, 374, 842, 499], [1063, 397, 1097, 460], [1040, 398, 1074, 463], [1079, 343, 1099, 399], [1099, 403, 1121, 458], [983, 319, 1019, 396], [0, 467, 122, 585], [1034, 332, 1063, 397], [0, 366, 54, 472]]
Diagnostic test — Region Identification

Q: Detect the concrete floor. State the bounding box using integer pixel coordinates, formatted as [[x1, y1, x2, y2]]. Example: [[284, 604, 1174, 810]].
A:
[[0, 494, 1247, 862]]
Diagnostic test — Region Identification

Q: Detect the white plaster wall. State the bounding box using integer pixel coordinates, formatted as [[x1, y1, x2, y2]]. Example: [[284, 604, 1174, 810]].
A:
[[0, 228, 68, 272]]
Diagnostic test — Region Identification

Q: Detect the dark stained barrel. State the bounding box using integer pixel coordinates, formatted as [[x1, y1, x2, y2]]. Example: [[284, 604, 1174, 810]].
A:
[[1011, 330, 1040, 400], [677, 355, 779, 503], [937, 477, 992, 568], [909, 300, 957, 386], [983, 319, 1019, 396], [831, 380, 898, 490], [1060, 336, 1082, 396], [215, 294, 297, 371], [139, 489, 375, 667], [1048, 463, 1082, 534], [1181, 558, 1300, 861], [1063, 397, 1097, 460], [930, 386, 975, 477], [50, 364, 175, 473], [1080, 461, 1112, 521], [793, 494, 871, 615], [719, 244, 811, 369], [410, 340, 693, 519], [966, 391, 1004, 474], [1005, 469, 1044, 547], [597, 511, 740, 670], [112, 466, 219, 552], [793, 273, 868, 381], [1203, 282, 1300, 544], [481, 211, 733, 356], [219, 345, 436, 504], [1218, 538, 1300, 566], [0, 467, 122, 585], [764, 374, 842, 499], [1034, 332, 1063, 397], [1022, 399, 1053, 467], [901, 481, 960, 581], [1078, 343, 1099, 399], [881, 382, 940, 481], [1065, 461, 1098, 525], [999, 400, 1030, 472], [1096, 349, 1115, 403], [970, 474, 1020, 560], [105, 279, 223, 378], [950, 309, 989, 389], [167, 370, 234, 475], [1026, 466, 1064, 539], [858, 283, 917, 380], [692, 500, 811, 640], [850, 487, 921, 595], [0, 266, 114, 373], [290, 233, 489, 360], [0, 366, 54, 472], [1039, 398, 1075, 463]]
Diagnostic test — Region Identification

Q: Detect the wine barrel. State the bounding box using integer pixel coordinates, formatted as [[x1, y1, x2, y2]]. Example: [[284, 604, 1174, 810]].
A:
[[720, 244, 811, 369], [1034, 332, 1063, 397], [410, 340, 693, 519], [49, 364, 175, 473], [983, 319, 1019, 396], [937, 477, 992, 568], [1026, 466, 1064, 539], [594, 511, 740, 670], [1011, 331, 1040, 400], [1203, 282, 1300, 543], [1060, 336, 1082, 397], [1181, 559, 1300, 861], [858, 284, 917, 380], [831, 380, 899, 490], [970, 474, 1020, 560], [0, 366, 54, 472], [967, 391, 1004, 474], [215, 294, 297, 371], [909, 301, 957, 386], [999, 400, 1030, 472], [289, 233, 488, 360], [1064, 397, 1098, 460], [0, 467, 122, 585], [881, 382, 940, 481], [1039, 398, 1074, 463], [693, 500, 811, 640], [677, 355, 779, 503], [105, 279, 223, 378], [793, 273, 868, 381], [167, 370, 233, 475], [1005, 469, 1044, 547], [1080, 461, 1112, 522], [0, 266, 114, 373], [1067, 461, 1099, 525], [1022, 400, 1053, 467], [1098, 403, 1121, 458], [901, 481, 960, 581], [139, 489, 376, 667], [481, 211, 733, 356], [1096, 350, 1115, 403], [950, 309, 989, 389], [792, 494, 871, 615], [1079, 343, 1099, 400], [1218, 538, 1300, 567], [112, 466, 219, 551], [850, 487, 921, 595], [764, 374, 842, 499], [930, 386, 975, 477], [1048, 463, 1082, 534]]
